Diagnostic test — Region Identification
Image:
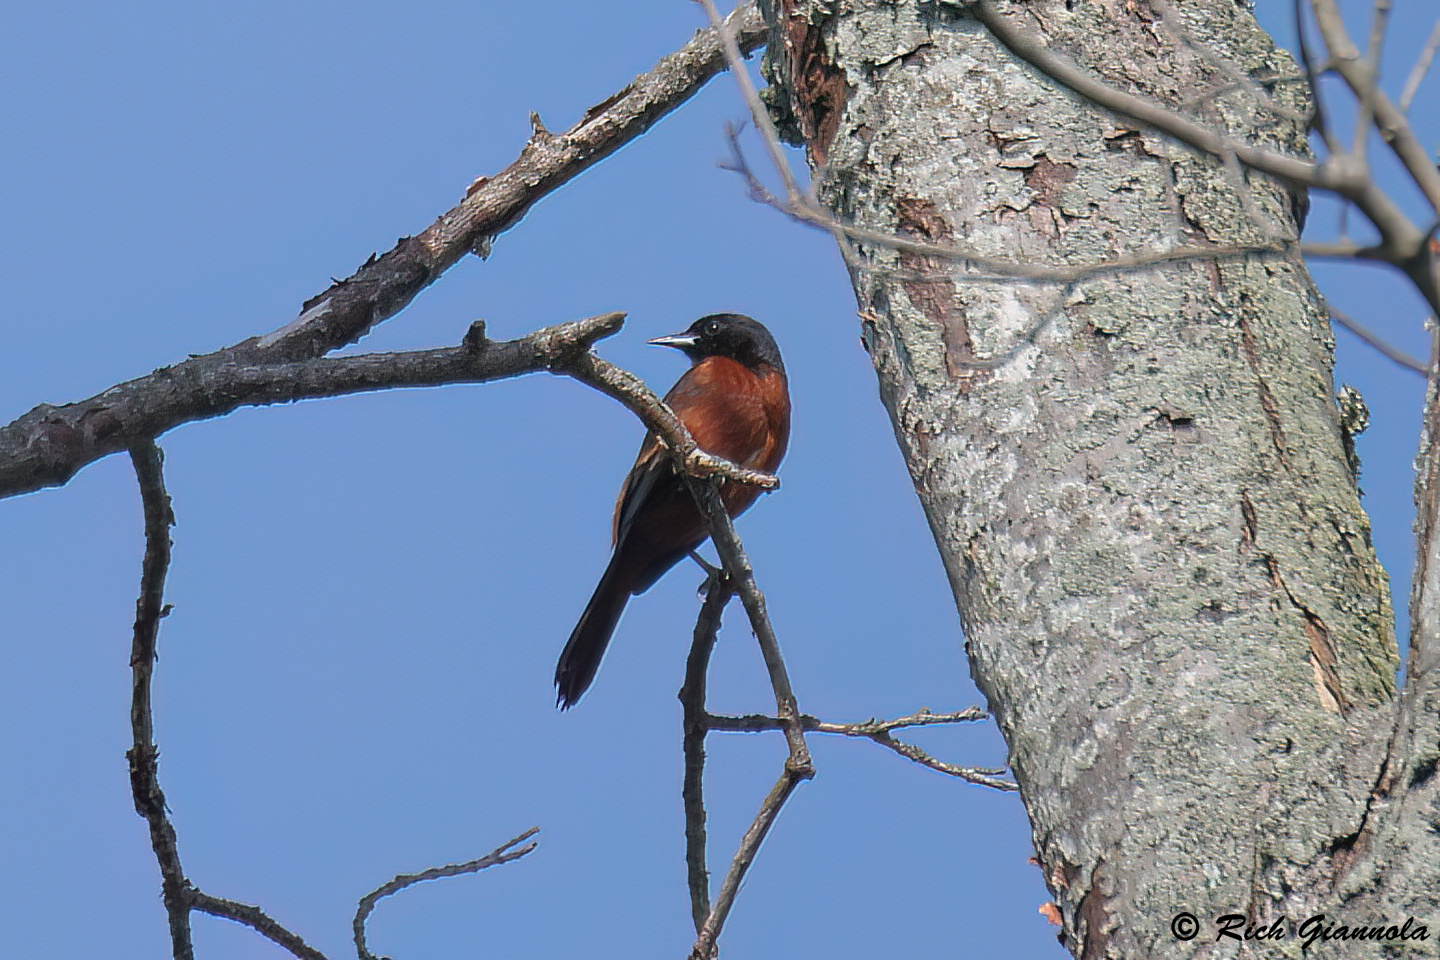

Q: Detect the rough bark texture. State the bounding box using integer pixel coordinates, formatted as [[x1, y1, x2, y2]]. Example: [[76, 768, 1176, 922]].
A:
[[1333, 321, 1440, 939], [763, 1, 1420, 956]]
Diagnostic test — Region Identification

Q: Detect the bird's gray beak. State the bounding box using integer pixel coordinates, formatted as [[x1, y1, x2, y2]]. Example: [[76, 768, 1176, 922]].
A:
[[648, 332, 699, 350]]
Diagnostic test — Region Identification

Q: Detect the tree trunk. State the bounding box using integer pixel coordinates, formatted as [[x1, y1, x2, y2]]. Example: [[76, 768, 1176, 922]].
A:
[[761, 1, 1436, 955]]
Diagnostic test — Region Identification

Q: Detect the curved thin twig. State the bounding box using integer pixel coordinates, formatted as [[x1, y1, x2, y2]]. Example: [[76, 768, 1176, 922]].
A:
[[353, 828, 540, 960]]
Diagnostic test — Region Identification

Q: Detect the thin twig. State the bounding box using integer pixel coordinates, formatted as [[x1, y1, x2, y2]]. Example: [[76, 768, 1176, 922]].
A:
[[1351, 0, 1393, 163], [697, 0, 801, 202], [1398, 15, 1440, 114], [1329, 306, 1428, 376], [720, 123, 1287, 284], [1293, 0, 1342, 155], [1148, 0, 1312, 125], [191, 893, 327, 960], [127, 440, 192, 960], [679, 572, 734, 934], [560, 349, 778, 489], [130, 443, 329, 960], [353, 828, 539, 960], [707, 709, 1019, 791], [689, 770, 806, 960]]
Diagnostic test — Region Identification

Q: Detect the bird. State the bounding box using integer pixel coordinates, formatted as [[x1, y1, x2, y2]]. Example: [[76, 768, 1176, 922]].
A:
[[555, 314, 790, 709]]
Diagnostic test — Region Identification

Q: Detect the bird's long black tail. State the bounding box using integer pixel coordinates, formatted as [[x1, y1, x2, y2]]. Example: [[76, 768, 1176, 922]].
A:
[[555, 559, 631, 709]]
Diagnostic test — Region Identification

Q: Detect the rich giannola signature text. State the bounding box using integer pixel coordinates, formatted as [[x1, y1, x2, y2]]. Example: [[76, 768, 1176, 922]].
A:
[[1214, 913, 1430, 949]]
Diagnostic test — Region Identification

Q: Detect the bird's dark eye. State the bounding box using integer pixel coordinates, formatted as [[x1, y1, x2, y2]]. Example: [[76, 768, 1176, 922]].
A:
[[704, 320, 721, 336]]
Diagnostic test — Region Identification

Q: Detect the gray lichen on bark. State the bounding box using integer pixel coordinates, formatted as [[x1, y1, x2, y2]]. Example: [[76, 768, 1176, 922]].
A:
[[763, 0, 1405, 955]]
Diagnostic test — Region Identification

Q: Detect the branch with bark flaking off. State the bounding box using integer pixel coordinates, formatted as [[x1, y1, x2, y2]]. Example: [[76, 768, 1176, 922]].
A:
[[1, 312, 612, 501]]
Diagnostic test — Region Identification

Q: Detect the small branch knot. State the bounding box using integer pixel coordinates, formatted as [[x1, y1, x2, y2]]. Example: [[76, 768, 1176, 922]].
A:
[[462, 320, 489, 353]]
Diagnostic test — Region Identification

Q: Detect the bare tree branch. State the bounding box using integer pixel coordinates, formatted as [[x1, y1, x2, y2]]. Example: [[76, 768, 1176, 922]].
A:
[[0, 0, 769, 501], [129, 442, 331, 960], [683, 476, 809, 771], [688, 769, 805, 960], [680, 476, 812, 960], [0, 312, 770, 502], [1398, 15, 1440, 114], [1328, 306, 1428, 376], [251, 1, 767, 361], [679, 571, 734, 934], [191, 893, 328, 960], [1310, 0, 1440, 213], [559, 348, 778, 489], [707, 708, 1018, 790], [1352, 0, 1393, 163], [353, 828, 539, 960], [126, 440, 192, 959]]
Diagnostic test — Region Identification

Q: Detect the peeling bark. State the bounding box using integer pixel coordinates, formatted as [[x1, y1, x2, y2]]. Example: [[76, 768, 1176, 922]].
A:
[[764, 1, 1415, 956]]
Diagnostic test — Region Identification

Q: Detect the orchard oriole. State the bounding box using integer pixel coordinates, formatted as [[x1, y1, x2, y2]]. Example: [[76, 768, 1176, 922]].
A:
[[555, 314, 789, 708]]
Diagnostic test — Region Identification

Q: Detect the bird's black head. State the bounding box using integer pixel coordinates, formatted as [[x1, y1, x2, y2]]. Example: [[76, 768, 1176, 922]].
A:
[[648, 313, 784, 373]]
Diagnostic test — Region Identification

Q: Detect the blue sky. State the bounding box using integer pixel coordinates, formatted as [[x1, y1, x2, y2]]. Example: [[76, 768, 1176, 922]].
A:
[[2, 3, 1435, 958]]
